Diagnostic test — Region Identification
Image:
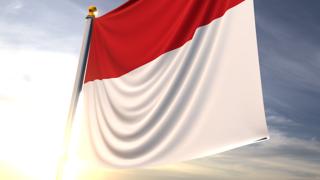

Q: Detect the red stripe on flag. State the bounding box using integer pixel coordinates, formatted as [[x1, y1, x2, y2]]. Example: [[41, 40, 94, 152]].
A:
[[85, 0, 244, 83]]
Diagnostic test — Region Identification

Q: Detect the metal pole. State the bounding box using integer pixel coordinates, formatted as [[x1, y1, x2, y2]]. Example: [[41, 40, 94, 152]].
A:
[[56, 6, 97, 180]]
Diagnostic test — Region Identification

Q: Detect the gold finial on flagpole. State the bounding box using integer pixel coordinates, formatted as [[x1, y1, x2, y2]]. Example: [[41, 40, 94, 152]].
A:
[[88, 6, 98, 17]]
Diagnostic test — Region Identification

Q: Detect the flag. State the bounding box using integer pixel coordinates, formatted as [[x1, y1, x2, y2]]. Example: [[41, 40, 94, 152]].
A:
[[75, 0, 269, 168]]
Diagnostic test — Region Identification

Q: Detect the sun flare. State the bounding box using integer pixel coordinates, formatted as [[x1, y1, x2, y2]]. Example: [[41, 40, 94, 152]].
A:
[[0, 49, 79, 180]]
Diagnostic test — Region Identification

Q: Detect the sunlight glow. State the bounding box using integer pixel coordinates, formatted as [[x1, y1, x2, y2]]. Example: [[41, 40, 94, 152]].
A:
[[0, 49, 78, 179]]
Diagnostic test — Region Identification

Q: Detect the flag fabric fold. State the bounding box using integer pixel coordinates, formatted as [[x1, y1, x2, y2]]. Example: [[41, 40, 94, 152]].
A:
[[74, 0, 269, 168]]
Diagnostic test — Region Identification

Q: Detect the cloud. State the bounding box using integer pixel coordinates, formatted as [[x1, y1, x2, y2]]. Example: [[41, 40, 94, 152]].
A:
[[254, 0, 320, 138], [5, 0, 23, 13], [0, 0, 92, 53], [266, 109, 300, 126], [0, 0, 126, 54]]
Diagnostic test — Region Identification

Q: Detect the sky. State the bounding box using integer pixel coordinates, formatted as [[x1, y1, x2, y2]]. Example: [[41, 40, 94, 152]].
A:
[[0, 0, 320, 179]]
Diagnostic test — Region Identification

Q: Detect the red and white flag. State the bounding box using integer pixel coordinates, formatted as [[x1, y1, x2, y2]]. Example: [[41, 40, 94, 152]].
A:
[[75, 0, 269, 168]]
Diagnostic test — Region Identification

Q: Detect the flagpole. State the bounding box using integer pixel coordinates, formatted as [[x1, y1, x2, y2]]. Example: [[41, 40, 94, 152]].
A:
[[56, 6, 97, 180]]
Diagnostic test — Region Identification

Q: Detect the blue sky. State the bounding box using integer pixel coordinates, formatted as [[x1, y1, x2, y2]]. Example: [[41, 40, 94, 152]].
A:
[[0, 0, 319, 179]]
